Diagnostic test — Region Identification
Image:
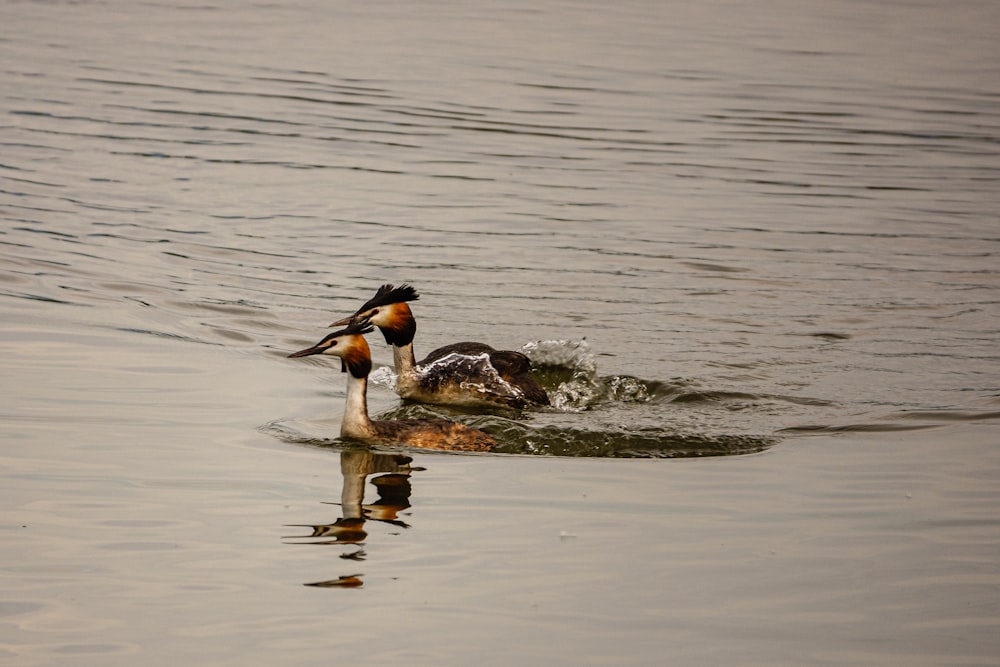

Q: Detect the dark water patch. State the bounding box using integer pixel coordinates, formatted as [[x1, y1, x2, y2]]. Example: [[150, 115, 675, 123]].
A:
[[0, 290, 78, 305], [181, 300, 266, 316], [97, 280, 172, 296], [779, 423, 942, 435], [104, 102, 314, 130], [681, 262, 748, 273], [262, 414, 776, 460], [206, 327, 254, 343], [486, 422, 776, 458], [77, 76, 385, 111], [13, 226, 79, 241], [668, 389, 762, 404], [810, 332, 851, 340], [1, 174, 68, 189], [114, 327, 218, 345], [893, 410, 1000, 423], [664, 389, 834, 409]]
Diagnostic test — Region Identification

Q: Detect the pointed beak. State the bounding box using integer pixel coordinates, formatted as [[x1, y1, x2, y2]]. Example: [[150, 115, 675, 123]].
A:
[[328, 314, 355, 327], [288, 344, 326, 358]]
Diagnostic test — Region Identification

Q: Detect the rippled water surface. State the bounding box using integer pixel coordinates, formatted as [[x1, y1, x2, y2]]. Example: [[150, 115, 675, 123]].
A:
[[2, 0, 999, 664]]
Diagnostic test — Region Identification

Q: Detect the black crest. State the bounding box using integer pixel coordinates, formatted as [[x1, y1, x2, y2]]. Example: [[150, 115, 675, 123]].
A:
[[331, 321, 375, 339], [354, 283, 419, 315]]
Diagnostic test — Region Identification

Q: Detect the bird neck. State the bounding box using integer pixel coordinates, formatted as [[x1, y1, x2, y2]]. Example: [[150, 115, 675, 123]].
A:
[[392, 340, 418, 379], [341, 370, 375, 439]]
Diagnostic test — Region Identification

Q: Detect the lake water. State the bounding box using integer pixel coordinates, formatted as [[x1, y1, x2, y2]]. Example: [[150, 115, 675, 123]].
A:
[[2, 0, 999, 664]]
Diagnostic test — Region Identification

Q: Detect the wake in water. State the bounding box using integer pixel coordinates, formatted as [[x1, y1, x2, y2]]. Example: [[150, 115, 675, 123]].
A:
[[264, 339, 778, 458]]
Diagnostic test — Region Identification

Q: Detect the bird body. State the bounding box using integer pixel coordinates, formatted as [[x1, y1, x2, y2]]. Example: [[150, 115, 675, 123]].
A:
[[332, 284, 548, 409]]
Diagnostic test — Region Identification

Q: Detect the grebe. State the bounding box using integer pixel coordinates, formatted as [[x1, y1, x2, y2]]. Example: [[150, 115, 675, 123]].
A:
[[330, 284, 549, 409], [288, 321, 496, 452]]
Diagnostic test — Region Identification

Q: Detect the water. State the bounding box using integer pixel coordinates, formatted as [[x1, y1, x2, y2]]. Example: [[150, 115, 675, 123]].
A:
[[2, 0, 999, 663]]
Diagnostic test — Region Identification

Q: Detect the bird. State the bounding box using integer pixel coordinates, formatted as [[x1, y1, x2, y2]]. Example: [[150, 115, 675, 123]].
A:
[[329, 283, 549, 409], [288, 321, 496, 452]]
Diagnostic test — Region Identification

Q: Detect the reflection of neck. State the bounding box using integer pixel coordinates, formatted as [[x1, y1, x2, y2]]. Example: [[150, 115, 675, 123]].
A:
[[340, 473, 365, 519], [340, 451, 367, 519], [341, 372, 374, 439]]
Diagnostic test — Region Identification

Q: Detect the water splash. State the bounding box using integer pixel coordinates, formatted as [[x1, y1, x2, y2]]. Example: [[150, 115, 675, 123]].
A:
[[520, 339, 597, 374], [521, 339, 657, 412], [368, 365, 397, 390]]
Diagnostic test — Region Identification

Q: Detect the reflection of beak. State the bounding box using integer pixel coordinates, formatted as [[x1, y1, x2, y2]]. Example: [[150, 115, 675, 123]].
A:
[[304, 574, 364, 588], [288, 344, 326, 358]]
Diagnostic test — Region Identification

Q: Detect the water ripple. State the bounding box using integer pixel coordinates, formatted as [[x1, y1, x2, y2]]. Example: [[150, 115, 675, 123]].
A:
[[2, 0, 998, 450]]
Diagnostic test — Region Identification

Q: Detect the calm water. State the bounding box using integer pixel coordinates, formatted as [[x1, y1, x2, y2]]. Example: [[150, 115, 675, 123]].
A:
[[2, 0, 999, 664]]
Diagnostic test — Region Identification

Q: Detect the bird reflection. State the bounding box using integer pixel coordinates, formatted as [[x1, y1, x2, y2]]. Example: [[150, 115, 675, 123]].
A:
[[285, 448, 417, 588]]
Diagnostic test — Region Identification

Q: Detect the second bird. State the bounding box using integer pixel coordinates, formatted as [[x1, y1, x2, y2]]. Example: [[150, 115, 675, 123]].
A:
[[331, 284, 549, 409]]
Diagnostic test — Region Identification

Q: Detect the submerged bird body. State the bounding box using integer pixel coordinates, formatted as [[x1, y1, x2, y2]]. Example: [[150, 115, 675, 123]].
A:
[[289, 323, 495, 452], [332, 284, 549, 409]]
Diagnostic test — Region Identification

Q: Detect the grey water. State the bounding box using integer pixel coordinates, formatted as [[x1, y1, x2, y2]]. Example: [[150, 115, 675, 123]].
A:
[[2, 0, 999, 664]]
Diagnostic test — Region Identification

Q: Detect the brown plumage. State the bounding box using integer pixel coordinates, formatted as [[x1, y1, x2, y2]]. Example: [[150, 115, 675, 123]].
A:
[[367, 419, 495, 452]]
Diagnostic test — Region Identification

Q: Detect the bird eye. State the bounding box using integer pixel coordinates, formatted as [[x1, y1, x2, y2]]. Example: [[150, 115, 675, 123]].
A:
[[329, 340, 338, 347], [372, 308, 380, 315]]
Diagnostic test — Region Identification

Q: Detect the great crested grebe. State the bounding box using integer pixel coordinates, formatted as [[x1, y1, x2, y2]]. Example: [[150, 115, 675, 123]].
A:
[[288, 321, 496, 452], [330, 284, 549, 409]]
